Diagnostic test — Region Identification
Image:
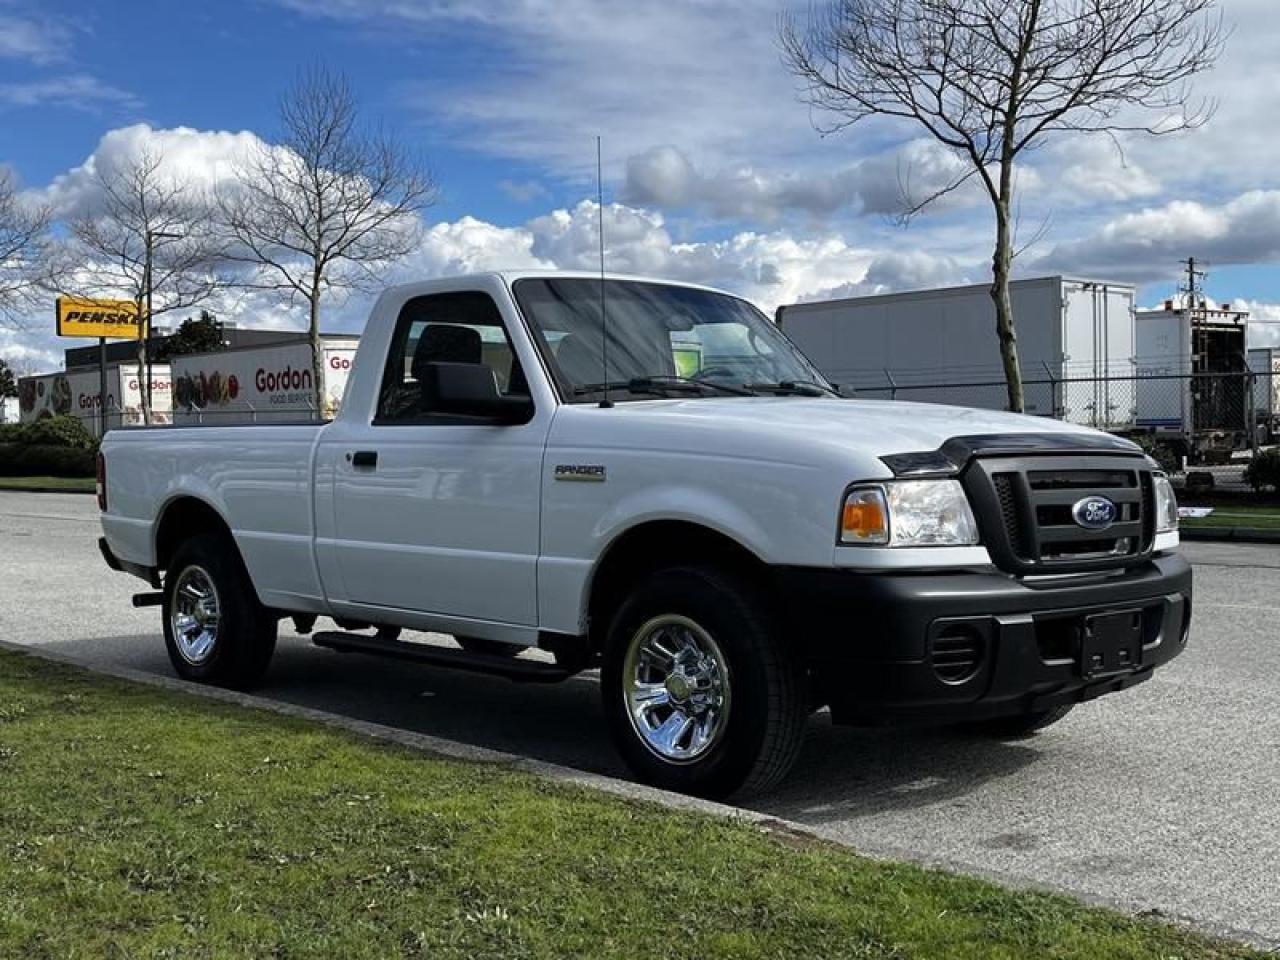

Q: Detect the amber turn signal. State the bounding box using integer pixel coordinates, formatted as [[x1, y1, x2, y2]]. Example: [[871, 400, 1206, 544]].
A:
[[840, 488, 889, 544]]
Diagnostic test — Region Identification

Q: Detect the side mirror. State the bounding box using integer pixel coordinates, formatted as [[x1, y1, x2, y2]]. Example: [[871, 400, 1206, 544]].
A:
[[419, 361, 534, 424]]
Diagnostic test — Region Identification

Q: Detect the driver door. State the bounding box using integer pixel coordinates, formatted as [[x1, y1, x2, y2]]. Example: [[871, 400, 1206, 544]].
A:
[[324, 290, 547, 625]]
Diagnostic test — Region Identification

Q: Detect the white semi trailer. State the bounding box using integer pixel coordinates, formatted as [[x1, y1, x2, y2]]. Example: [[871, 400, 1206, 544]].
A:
[[170, 336, 359, 424], [777, 277, 1137, 429], [1135, 302, 1253, 461], [1248, 347, 1280, 445], [17, 364, 173, 436]]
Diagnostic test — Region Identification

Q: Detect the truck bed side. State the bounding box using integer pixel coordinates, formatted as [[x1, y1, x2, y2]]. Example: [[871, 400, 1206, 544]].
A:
[[100, 424, 327, 611]]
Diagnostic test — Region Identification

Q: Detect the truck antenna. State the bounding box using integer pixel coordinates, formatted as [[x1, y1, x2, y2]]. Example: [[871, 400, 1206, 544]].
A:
[[597, 136, 613, 409]]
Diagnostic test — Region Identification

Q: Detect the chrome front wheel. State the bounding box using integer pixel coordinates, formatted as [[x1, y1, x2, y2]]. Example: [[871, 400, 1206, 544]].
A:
[[622, 614, 732, 763], [169, 565, 221, 665]]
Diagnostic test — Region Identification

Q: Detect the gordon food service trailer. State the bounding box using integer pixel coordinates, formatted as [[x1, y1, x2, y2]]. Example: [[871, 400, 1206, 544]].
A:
[[776, 276, 1138, 428], [17, 364, 172, 436], [170, 336, 358, 424]]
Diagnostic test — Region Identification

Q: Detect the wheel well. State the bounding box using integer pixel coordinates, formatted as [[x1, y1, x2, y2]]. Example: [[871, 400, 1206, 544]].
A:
[[586, 520, 771, 653], [155, 497, 234, 571]]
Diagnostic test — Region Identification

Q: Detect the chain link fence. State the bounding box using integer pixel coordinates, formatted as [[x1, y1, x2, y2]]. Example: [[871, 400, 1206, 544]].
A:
[[47, 367, 1275, 493], [38, 397, 326, 438]]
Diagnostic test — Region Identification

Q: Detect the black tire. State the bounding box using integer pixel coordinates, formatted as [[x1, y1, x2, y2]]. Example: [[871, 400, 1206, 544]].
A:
[[970, 704, 1074, 739], [162, 532, 276, 690], [601, 566, 807, 799], [455, 636, 521, 658]]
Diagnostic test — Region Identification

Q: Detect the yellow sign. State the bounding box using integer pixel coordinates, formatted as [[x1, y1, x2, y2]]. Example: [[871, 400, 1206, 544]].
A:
[[55, 297, 146, 340]]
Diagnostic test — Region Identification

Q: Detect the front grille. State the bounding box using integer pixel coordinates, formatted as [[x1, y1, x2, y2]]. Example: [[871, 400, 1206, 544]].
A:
[[963, 454, 1154, 575]]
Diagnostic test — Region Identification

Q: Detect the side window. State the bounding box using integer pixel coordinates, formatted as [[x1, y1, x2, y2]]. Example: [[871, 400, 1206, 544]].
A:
[[376, 291, 531, 424]]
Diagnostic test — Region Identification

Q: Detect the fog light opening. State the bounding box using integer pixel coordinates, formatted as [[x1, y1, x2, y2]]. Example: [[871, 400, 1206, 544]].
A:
[[932, 625, 985, 685]]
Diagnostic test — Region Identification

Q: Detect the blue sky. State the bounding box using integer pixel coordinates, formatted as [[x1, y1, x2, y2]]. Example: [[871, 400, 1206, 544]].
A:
[[3, 0, 1280, 369], [0, 0, 565, 223]]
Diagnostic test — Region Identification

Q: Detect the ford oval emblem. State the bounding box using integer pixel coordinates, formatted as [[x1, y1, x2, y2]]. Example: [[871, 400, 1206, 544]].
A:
[[1072, 495, 1117, 531]]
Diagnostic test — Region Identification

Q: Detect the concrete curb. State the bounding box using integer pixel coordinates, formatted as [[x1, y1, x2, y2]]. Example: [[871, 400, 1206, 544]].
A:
[[1, 639, 1273, 953], [0, 483, 94, 495], [1180, 526, 1280, 545]]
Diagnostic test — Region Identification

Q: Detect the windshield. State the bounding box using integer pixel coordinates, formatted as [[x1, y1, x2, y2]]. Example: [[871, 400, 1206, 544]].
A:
[[511, 278, 831, 402]]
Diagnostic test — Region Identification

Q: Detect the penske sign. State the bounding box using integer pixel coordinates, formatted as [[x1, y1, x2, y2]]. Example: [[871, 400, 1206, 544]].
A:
[[55, 297, 146, 339]]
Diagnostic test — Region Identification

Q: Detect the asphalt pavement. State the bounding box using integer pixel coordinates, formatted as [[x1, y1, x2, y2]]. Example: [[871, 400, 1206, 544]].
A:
[[1, 490, 1277, 947]]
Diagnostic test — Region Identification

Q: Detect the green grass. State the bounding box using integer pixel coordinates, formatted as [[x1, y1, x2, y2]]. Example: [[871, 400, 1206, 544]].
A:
[[0, 650, 1263, 960], [1179, 503, 1280, 530], [0, 475, 94, 493]]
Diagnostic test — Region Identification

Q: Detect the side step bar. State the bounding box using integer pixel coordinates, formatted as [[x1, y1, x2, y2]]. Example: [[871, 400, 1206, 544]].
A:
[[311, 631, 573, 683]]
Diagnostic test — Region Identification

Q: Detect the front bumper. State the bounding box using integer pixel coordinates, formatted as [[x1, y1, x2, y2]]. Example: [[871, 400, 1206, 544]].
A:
[[776, 553, 1192, 725]]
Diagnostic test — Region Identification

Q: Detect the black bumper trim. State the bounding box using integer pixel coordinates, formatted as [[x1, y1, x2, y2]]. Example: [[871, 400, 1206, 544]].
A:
[[99, 537, 161, 588], [776, 553, 1191, 724]]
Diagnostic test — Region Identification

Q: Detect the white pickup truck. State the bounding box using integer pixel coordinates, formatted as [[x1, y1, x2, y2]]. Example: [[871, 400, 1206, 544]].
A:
[[99, 271, 1191, 797]]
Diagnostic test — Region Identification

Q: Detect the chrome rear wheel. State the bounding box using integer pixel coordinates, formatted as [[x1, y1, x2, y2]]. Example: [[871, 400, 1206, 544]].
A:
[[162, 532, 276, 689], [170, 565, 221, 665]]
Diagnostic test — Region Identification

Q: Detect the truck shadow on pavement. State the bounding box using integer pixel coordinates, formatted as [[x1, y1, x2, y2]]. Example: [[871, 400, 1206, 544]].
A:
[[59, 632, 1041, 824]]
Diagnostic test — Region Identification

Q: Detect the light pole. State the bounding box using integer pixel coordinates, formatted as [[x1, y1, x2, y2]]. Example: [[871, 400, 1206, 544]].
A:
[[144, 229, 182, 418]]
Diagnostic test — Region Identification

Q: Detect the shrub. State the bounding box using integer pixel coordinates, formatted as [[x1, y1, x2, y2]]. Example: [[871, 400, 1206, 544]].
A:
[[0, 423, 25, 445], [1244, 448, 1280, 493], [1132, 434, 1180, 474], [0, 443, 97, 478], [20, 415, 98, 451]]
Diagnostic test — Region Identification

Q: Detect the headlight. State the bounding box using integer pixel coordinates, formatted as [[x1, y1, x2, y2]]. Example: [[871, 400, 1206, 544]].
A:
[[1153, 473, 1178, 534], [840, 479, 979, 547]]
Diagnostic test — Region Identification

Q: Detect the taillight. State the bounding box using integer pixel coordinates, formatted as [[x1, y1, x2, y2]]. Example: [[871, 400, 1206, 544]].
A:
[[96, 452, 107, 512]]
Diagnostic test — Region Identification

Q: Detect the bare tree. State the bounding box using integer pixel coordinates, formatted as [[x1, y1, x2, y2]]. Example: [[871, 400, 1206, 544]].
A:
[[69, 148, 224, 423], [218, 67, 436, 413], [0, 357, 16, 398], [0, 168, 54, 328], [783, 0, 1225, 411]]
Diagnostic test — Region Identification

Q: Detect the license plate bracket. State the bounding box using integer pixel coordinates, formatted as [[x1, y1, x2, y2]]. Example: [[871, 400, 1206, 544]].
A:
[[1081, 610, 1143, 679]]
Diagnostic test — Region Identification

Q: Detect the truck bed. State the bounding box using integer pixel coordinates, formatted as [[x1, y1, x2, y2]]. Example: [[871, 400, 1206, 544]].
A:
[[101, 424, 326, 611]]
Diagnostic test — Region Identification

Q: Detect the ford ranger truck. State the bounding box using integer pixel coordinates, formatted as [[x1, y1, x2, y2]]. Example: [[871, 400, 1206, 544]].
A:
[[97, 272, 1191, 798]]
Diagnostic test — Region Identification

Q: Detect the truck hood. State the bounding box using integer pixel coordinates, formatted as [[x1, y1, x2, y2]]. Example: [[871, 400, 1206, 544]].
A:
[[556, 396, 1130, 475]]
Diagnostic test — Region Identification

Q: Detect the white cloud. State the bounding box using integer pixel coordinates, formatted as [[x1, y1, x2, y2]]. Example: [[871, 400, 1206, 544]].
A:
[[0, 10, 70, 65], [39, 124, 263, 218], [1038, 189, 1280, 283], [497, 179, 550, 204], [1035, 138, 1163, 205], [1241, 300, 1280, 349], [274, 0, 820, 179], [0, 325, 61, 374], [357, 201, 879, 321], [622, 141, 976, 221], [271, 0, 1271, 205], [799, 250, 977, 302], [399, 216, 551, 277], [0, 74, 140, 113], [265, 0, 1280, 313]]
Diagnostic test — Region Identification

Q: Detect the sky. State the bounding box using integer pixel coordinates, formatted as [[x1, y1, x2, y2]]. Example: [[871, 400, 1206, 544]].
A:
[[2, 0, 1280, 372]]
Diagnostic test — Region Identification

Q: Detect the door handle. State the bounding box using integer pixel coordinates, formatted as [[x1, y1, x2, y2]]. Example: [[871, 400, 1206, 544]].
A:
[[351, 450, 378, 469]]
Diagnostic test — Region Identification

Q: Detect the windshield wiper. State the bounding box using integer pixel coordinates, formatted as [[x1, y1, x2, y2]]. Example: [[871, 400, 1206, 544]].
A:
[[744, 380, 838, 397], [572, 376, 754, 398]]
